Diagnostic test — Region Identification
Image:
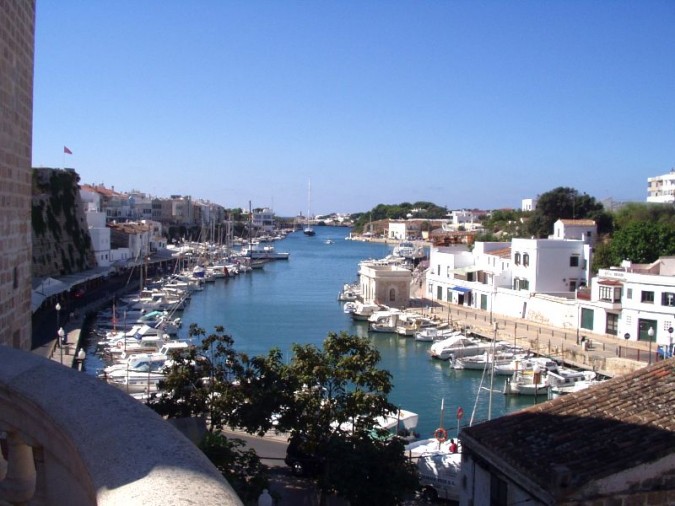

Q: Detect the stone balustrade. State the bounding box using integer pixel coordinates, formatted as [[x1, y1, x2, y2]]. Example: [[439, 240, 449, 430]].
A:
[[0, 345, 242, 505]]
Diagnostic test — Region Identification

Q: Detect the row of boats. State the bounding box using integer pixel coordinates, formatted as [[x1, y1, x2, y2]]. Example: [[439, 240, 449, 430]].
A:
[[93, 243, 280, 396], [340, 299, 604, 398]]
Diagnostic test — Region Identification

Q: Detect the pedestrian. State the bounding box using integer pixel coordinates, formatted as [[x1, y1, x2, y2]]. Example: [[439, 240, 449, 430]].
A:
[[258, 488, 273, 506], [448, 439, 458, 453]]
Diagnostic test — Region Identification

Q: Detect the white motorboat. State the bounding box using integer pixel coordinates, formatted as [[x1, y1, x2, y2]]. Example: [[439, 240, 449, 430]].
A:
[[404, 437, 461, 502], [428, 335, 492, 361], [503, 367, 550, 396], [395, 314, 435, 337], [547, 368, 600, 397], [345, 301, 381, 321], [493, 355, 558, 376], [414, 327, 458, 342], [337, 283, 360, 302], [369, 312, 401, 333], [240, 244, 290, 260], [452, 350, 516, 371], [392, 241, 426, 260]]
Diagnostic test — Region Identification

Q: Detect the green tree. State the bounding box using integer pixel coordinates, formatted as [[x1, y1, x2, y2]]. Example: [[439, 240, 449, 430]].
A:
[[609, 221, 675, 264], [149, 325, 273, 501], [275, 332, 419, 505], [527, 187, 605, 237]]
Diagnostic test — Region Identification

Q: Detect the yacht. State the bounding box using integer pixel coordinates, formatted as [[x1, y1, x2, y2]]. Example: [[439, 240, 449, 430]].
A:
[[428, 335, 492, 361]]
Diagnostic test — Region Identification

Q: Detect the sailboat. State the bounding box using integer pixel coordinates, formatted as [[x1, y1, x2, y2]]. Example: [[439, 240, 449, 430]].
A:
[[303, 179, 315, 236]]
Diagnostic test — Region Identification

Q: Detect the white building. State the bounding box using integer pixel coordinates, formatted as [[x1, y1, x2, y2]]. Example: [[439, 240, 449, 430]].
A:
[[388, 220, 424, 241], [358, 262, 412, 308], [252, 208, 276, 232], [521, 198, 537, 212], [442, 210, 483, 232], [550, 219, 596, 246], [647, 168, 675, 204], [586, 260, 675, 352], [425, 220, 595, 328], [80, 188, 112, 267]]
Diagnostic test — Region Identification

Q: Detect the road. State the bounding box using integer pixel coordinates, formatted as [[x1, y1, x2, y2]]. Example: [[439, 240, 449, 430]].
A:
[[223, 429, 339, 506]]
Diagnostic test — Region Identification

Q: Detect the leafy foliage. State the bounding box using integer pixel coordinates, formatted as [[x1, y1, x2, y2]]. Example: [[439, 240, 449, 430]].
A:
[[273, 332, 419, 504], [609, 221, 675, 265], [200, 432, 270, 504], [150, 328, 419, 504], [352, 201, 448, 231], [527, 187, 607, 238]]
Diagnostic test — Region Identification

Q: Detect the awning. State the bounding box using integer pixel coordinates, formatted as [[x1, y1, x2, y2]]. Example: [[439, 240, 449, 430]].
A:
[[450, 266, 480, 275], [451, 285, 471, 293]]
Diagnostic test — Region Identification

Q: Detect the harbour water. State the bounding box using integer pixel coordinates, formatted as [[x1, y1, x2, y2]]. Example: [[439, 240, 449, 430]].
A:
[[88, 226, 541, 439]]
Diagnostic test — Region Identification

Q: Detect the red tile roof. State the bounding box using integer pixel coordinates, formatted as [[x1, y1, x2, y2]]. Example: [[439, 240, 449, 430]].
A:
[[487, 246, 512, 259], [559, 219, 596, 226], [461, 359, 675, 492]]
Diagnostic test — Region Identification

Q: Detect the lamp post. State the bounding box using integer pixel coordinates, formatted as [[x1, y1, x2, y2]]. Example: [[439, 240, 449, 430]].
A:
[[58, 327, 65, 365], [648, 327, 654, 365], [55, 302, 61, 334], [77, 348, 86, 371]]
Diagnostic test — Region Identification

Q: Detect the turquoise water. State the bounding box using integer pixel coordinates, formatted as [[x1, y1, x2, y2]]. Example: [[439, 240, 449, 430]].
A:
[[174, 227, 540, 439]]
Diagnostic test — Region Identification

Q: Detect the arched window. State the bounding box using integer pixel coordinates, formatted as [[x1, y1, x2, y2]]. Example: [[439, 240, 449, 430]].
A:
[[389, 288, 396, 302]]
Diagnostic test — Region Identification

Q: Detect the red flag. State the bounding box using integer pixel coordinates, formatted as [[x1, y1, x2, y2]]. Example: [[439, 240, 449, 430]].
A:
[[64, 146, 72, 155]]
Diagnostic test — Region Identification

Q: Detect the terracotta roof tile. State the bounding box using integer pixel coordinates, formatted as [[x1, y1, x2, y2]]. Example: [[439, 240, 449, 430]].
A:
[[559, 219, 596, 226], [486, 246, 511, 259], [461, 359, 675, 491]]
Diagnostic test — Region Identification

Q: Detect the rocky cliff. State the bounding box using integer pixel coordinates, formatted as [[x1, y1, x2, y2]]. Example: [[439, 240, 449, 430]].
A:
[[32, 168, 96, 278]]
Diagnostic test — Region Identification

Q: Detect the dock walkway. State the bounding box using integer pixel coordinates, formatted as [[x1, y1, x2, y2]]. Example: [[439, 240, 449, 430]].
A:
[[412, 297, 650, 378]]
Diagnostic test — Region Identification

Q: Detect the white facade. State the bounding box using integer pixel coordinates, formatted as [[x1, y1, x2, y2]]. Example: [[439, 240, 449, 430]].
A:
[[388, 220, 423, 240], [426, 235, 592, 329], [591, 266, 675, 350], [647, 169, 675, 203], [252, 208, 276, 232], [80, 189, 112, 267], [358, 262, 412, 307], [551, 219, 596, 246], [521, 198, 537, 212]]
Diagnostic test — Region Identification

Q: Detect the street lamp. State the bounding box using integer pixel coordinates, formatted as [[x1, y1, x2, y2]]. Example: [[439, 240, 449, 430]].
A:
[[77, 348, 86, 371], [648, 327, 654, 365], [55, 302, 61, 332], [58, 327, 65, 365]]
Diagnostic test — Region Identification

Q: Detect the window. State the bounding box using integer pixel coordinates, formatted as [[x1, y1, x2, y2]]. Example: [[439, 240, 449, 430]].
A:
[[514, 252, 521, 265], [606, 313, 618, 335], [437, 264, 441, 275], [627, 288, 633, 299], [523, 253, 529, 267], [599, 286, 622, 302], [662, 292, 675, 307], [389, 288, 396, 302], [569, 280, 577, 292], [570, 256, 580, 267], [514, 278, 529, 291], [641, 291, 655, 304]]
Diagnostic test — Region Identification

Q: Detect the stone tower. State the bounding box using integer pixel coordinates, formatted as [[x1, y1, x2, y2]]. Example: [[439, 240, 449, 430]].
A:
[[0, 1, 35, 349]]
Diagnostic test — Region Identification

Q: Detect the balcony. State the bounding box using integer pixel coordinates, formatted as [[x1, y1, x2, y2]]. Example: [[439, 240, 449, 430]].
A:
[[0, 345, 241, 506]]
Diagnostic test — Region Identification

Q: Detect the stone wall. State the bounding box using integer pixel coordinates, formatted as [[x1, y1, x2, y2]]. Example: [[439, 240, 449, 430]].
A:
[[32, 168, 96, 278], [0, 1, 35, 350]]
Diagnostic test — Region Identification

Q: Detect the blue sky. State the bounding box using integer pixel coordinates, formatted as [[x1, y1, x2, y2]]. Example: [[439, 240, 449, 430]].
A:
[[32, 1, 674, 217]]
